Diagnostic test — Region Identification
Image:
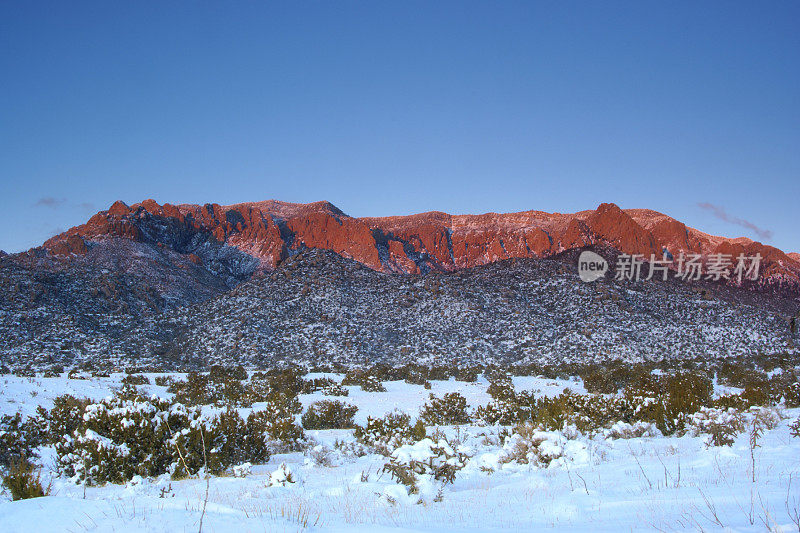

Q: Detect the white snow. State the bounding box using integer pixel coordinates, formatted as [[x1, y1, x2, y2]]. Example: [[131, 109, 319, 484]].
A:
[[1, 372, 799, 532]]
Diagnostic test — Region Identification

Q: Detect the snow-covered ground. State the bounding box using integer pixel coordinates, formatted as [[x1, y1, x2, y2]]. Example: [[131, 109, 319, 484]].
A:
[[1, 373, 799, 532]]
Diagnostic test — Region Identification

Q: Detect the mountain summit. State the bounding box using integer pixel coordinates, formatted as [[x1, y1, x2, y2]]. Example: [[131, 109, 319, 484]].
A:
[[37, 199, 800, 291]]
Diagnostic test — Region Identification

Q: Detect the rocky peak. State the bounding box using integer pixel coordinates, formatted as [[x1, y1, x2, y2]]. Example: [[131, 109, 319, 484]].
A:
[[37, 198, 800, 293]]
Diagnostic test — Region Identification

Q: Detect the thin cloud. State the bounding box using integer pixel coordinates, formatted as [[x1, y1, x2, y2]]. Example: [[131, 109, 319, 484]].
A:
[[78, 202, 95, 211], [34, 197, 66, 208], [698, 202, 773, 240]]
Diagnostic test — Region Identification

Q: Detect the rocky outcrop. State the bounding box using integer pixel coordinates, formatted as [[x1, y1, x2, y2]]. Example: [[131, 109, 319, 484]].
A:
[[37, 199, 800, 292]]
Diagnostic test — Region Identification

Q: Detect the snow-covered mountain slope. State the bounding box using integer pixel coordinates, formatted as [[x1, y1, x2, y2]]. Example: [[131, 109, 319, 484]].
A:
[[2, 247, 798, 371]]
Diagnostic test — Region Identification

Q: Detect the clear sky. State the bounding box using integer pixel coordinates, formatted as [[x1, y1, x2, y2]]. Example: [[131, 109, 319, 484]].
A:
[[1, 1, 798, 253]]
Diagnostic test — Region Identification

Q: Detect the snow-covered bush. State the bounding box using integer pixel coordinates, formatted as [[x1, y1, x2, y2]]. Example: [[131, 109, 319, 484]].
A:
[[475, 397, 532, 426], [383, 438, 471, 493], [530, 390, 631, 433], [781, 375, 800, 407], [301, 400, 358, 430], [154, 375, 175, 387], [498, 424, 566, 467], [246, 404, 305, 451], [603, 421, 661, 440], [168, 367, 255, 407], [232, 462, 252, 478], [37, 394, 90, 445], [268, 462, 296, 487], [321, 382, 349, 396], [624, 372, 713, 435], [790, 417, 800, 438], [2, 457, 49, 500], [748, 406, 782, 431], [420, 393, 471, 425], [354, 410, 426, 455], [55, 395, 276, 485], [0, 413, 45, 469], [341, 369, 386, 392], [686, 407, 745, 447], [121, 374, 150, 386]]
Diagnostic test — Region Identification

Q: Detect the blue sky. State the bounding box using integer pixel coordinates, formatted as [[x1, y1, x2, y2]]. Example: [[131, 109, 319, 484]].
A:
[[1, 1, 798, 253]]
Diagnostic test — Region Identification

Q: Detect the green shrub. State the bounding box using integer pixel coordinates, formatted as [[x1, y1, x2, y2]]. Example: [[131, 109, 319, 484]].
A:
[[154, 375, 175, 387], [687, 407, 745, 447], [0, 413, 47, 469], [37, 395, 90, 445], [322, 383, 349, 396], [2, 458, 49, 500], [308, 377, 336, 392], [624, 372, 712, 435], [168, 371, 251, 408], [382, 437, 469, 493], [499, 424, 566, 467], [121, 374, 150, 386], [301, 400, 358, 430], [419, 393, 471, 425], [354, 410, 426, 455], [790, 417, 800, 438], [209, 364, 248, 382], [342, 369, 387, 392], [54, 392, 280, 484], [454, 366, 479, 383]]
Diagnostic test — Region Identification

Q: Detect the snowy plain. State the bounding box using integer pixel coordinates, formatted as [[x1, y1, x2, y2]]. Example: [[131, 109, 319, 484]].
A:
[[1, 372, 799, 532]]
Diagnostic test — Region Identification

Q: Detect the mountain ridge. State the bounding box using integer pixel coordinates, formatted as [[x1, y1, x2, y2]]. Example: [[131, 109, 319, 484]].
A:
[[33, 199, 800, 293]]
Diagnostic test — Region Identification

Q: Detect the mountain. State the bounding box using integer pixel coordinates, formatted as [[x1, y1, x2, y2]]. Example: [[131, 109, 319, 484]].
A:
[[1, 199, 798, 371], [38, 199, 800, 290]]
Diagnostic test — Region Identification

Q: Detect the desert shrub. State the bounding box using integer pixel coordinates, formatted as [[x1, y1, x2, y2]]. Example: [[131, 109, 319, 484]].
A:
[[383, 437, 470, 493], [54, 393, 281, 484], [359, 374, 387, 392], [248, 394, 305, 450], [41, 366, 63, 378], [713, 394, 750, 410], [624, 372, 713, 435], [603, 421, 660, 439], [419, 393, 471, 426], [168, 371, 251, 408], [790, 417, 800, 438], [37, 395, 90, 444], [486, 374, 516, 402], [341, 369, 386, 392], [0, 413, 46, 469], [749, 406, 782, 431], [200, 409, 272, 474], [455, 366, 479, 382], [244, 374, 272, 403], [528, 389, 631, 433], [263, 367, 309, 396], [475, 398, 532, 426], [403, 367, 430, 386], [307, 376, 336, 392], [208, 364, 247, 382], [56, 395, 195, 484], [716, 362, 768, 390], [168, 372, 212, 405], [321, 382, 349, 396], [121, 374, 150, 386], [775, 373, 800, 407], [2, 458, 49, 500], [301, 400, 358, 430], [498, 424, 566, 467], [154, 375, 175, 387], [687, 407, 745, 447], [739, 386, 771, 408], [354, 410, 426, 455]]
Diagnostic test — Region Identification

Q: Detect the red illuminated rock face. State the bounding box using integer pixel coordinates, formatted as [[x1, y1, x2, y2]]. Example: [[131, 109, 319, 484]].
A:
[[41, 199, 800, 291]]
